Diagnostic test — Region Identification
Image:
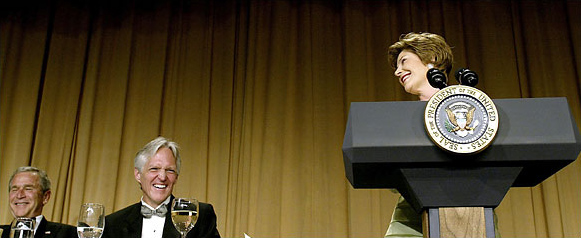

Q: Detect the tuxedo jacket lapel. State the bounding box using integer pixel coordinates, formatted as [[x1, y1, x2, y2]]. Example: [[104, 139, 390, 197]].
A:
[[163, 195, 178, 238], [0, 225, 9, 238], [126, 204, 144, 238], [35, 218, 47, 238], [162, 214, 180, 238]]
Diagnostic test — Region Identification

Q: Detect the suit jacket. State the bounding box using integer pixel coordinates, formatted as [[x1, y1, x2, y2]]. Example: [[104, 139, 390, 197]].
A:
[[103, 198, 220, 238], [0, 217, 77, 238]]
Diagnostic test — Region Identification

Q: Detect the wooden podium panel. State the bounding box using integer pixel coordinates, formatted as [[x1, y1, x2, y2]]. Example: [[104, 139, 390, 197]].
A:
[[423, 207, 492, 238]]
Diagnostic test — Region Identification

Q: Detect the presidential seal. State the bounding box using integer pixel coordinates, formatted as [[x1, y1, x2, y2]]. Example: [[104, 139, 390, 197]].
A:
[[424, 85, 499, 154]]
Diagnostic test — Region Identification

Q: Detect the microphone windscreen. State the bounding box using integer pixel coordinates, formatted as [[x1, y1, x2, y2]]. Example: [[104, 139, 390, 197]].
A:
[[455, 68, 479, 87], [427, 68, 447, 89]]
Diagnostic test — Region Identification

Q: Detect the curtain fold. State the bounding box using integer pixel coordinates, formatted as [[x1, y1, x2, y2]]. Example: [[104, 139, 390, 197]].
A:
[[2, 0, 580, 237]]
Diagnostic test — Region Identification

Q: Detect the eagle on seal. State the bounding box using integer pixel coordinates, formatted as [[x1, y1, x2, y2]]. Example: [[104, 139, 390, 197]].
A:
[[445, 106, 476, 132]]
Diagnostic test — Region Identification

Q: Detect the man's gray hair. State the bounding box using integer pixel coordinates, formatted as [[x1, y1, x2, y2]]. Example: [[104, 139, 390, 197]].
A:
[[9, 166, 52, 193], [134, 136, 181, 174]]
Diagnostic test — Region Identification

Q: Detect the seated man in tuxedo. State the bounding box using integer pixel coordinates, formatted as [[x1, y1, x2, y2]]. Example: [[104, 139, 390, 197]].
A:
[[0, 166, 77, 238], [102, 136, 220, 238]]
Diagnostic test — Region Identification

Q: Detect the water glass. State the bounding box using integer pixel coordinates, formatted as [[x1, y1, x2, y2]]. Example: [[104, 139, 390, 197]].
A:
[[10, 217, 34, 238], [77, 203, 105, 238]]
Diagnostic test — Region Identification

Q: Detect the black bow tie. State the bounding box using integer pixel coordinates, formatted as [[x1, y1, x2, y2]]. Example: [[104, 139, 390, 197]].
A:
[[141, 204, 168, 218]]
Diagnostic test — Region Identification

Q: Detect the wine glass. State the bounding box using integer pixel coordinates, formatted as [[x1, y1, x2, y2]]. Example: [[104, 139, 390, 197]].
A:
[[171, 198, 199, 238], [10, 217, 35, 238], [77, 203, 105, 238]]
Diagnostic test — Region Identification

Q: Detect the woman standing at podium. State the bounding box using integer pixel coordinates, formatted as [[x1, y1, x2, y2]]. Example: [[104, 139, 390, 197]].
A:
[[385, 32, 500, 237], [385, 32, 453, 237]]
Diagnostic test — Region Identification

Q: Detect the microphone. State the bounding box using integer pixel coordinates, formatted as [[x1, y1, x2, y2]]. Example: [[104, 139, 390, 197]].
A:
[[455, 68, 479, 87], [427, 68, 448, 89]]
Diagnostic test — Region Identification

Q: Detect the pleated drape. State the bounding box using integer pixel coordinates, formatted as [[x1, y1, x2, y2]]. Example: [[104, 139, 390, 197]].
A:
[[1, 1, 580, 237]]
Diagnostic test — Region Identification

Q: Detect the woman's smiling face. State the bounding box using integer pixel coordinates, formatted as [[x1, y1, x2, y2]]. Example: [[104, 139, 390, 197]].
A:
[[394, 49, 431, 96]]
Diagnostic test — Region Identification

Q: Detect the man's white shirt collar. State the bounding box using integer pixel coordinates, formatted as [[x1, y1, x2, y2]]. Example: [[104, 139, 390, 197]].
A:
[[140, 196, 171, 238], [34, 215, 43, 234]]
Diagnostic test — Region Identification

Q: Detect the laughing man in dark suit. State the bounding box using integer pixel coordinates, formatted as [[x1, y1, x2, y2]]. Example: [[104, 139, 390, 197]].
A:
[[0, 166, 77, 238], [102, 136, 220, 238]]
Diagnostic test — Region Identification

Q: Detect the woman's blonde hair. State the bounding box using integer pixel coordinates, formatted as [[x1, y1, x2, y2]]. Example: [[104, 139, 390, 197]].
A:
[[388, 32, 453, 75]]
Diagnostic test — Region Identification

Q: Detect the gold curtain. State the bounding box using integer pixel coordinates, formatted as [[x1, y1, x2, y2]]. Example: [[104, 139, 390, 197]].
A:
[[1, 0, 580, 237]]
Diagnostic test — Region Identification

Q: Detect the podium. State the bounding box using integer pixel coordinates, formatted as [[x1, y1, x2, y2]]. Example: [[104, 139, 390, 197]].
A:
[[342, 97, 581, 237]]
